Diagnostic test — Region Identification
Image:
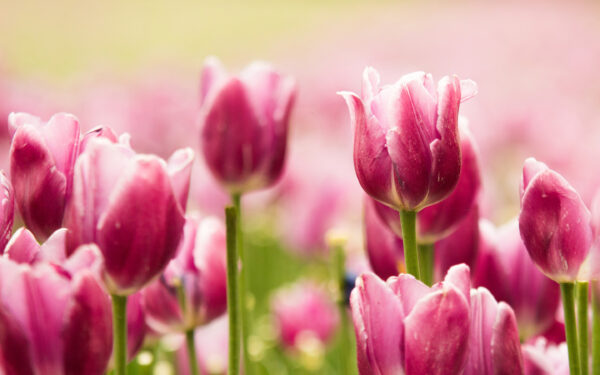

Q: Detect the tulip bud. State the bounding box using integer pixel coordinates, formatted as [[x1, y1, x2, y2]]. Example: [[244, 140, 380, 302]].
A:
[[463, 288, 524, 375], [473, 219, 560, 340], [340, 68, 477, 212], [199, 57, 296, 194], [518, 158, 593, 282], [0, 171, 14, 253], [64, 137, 187, 295], [0, 258, 112, 375], [142, 216, 227, 333], [8, 112, 80, 240], [271, 281, 339, 350], [350, 264, 471, 375]]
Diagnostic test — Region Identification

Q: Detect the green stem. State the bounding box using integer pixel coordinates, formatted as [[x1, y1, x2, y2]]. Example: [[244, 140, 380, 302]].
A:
[[578, 282, 589, 375], [418, 243, 434, 286], [225, 206, 241, 375], [330, 238, 348, 374], [562, 282, 581, 375], [111, 294, 128, 375], [185, 329, 201, 375], [399, 210, 420, 280], [592, 283, 600, 375], [232, 194, 252, 375]]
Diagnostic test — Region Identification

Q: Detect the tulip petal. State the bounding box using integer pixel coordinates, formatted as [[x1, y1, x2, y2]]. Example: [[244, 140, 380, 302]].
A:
[[63, 272, 112, 375], [464, 288, 497, 375], [459, 80, 478, 102], [199, 56, 227, 105], [387, 274, 430, 317], [443, 264, 471, 305], [404, 284, 470, 375], [491, 302, 524, 375], [350, 273, 404, 375], [0, 305, 35, 375], [97, 156, 185, 293], [7, 112, 42, 139], [167, 147, 194, 211], [5, 228, 40, 265], [39, 113, 80, 184], [520, 158, 548, 202], [0, 171, 15, 252]]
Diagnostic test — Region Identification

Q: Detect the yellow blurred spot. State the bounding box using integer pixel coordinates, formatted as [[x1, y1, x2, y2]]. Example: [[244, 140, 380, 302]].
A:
[[326, 229, 348, 248], [137, 351, 154, 366], [295, 331, 325, 371], [153, 361, 174, 375], [248, 334, 266, 361]]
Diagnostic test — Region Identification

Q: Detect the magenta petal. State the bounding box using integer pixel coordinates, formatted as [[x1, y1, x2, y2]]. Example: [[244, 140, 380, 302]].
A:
[[97, 156, 185, 294], [7, 112, 43, 138], [199, 56, 227, 105], [62, 244, 103, 276], [340, 92, 395, 206], [167, 148, 194, 211], [63, 271, 112, 375], [125, 292, 147, 360], [520, 158, 548, 202], [426, 76, 462, 206], [464, 288, 498, 375], [350, 273, 404, 375], [0, 305, 35, 375], [491, 303, 524, 375], [5, 228, 40, 265], [404, 284, 470, 375], [142, 277, 183, 333], [519, 167, 592, 281], [39, 113, 80, 184], [38, 228, 67, 264], [443, 264, 471, 305], [361, 67, 380, 104], [10, 125, 67, 239], [387, 274, 430, 317], [0, 171, 15, 252]]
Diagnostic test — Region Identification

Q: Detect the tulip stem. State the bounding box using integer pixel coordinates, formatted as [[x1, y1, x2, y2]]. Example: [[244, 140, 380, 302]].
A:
[[232, 194, 252, 375], [329, 236, 349, 374], [418, 243, 434, 286], [578, 282, 589, 375], [225, 206, 241, 375], [185, 329, 201, 375], [399, 210, 421, 280], [561, 282, 581, 375], [592, 283, 600, 375], [111, 294, 128, 375]]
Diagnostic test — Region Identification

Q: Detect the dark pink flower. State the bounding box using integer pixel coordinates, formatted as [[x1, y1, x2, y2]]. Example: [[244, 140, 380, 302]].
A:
[[340, 68, 476, 212], [0, 171, 14, 253], [199, 57, 296, 194]]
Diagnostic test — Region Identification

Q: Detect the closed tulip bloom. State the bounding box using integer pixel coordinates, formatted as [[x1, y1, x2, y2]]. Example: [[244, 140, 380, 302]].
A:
[[199, 57, 296, 194], [350, 264, 471, 375], [142, 216, 227, 333], [464, 287, 524, 375], [364, 196, 404, 280], [8, 112, 80, 240], [64, 137, 188, 295], [0, 258, 112, 375], [271, 281, 339, 350], [474, 219, 560, 340], [519, 158, 593, 282], [0, 171, 14, 253], [339, 68, 477, 212]]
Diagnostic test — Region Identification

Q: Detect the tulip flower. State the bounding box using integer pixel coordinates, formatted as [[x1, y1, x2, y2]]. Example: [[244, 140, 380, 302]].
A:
[[463, 287, 523, 375], [0, 257, 112, 375], [350, 264, 471, 375], [142, 216, 228, 333], [176, 316, 229, 375], [0, 171, 14, 253], [63, 137, 188, 295], [271, 281, 339, 351], [371, 125, 481, 243], [519, 158, 592, 282], [8, 112, 80, 240], [339, 68, 476, 212], [198, 57, 296, 195], [473, 219, 560, 340]]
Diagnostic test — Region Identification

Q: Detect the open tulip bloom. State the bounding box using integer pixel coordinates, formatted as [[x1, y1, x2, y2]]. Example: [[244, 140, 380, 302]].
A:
[[340, 68, 477, 281]]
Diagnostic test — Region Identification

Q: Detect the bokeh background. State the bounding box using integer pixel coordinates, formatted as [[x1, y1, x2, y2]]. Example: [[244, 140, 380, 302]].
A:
[[2, 0, 600, 373]]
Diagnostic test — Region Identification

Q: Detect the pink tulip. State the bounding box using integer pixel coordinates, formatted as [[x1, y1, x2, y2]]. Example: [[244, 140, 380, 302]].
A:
[[0, 171, 14, 252], [350, 264, 471, 375], [474, 219, 560, 340], [271, 281, 339, 350], [142, 216, 227, 333], [339, 68, 476, 212], [8, 112, 80, 240], [199, 57, 296, 194], [176, 315, 229, 375], [0, 257, 112, 375], [522, 338, 569, 375], [463, 287, 524, 375], [519, 158, 593, 282], [372, 125, 481, 243], [63, 137, 188, 295]]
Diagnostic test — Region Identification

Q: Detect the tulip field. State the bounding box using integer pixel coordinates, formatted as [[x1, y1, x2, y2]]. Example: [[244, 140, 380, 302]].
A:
[[1, 1, 600, 374]]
